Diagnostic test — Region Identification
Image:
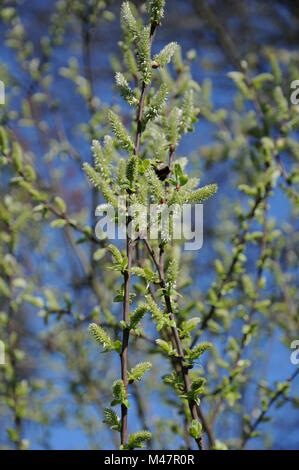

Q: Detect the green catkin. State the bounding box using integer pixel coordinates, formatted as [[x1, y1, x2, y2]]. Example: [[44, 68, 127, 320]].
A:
[[173, 44, 183, 72], [107, 244, 123, 265], [154, 42, 178, 67], [12, 141, 23, 171], [185, 184, 218, 204], [123, 48, 138, 77], [180, 89, 195, 133], [166, 257, 179, 289], [115, 72, 138, 106], [103, 408, 121, 431], [118, 158, 128, 187], [129, 304, 148, 329], [108, 110, 134, 151], [145, 295, 168, 330], [166, 106, 181, 146], [103, 135, 115, 164], [88, 323, 114, 350], [128, 362, 152, 381], [146, 167, 165, 202], [126, 155, 139, 185], [147, 0, 165, 23], [91, 139, 110, 179], [112, 379, 126, 401], [83, 163, 118, 207], [145, 123, 168, 161], [121, 2, 140, 40], [127, 430, 152, 449], [273, 86, 288, 120], [0, 127, 9, 155], [137, 26, 152, 85], [143, 83, 168, 124], [191, 342, 212, 359]]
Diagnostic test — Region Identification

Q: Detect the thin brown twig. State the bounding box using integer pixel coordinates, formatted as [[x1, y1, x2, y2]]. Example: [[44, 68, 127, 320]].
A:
[[119, 20, 158, 446], [191, 188, 270, 347], [240, 367, 299, 449], [208, 205, 269, 429], [120, 233, 134, 445]]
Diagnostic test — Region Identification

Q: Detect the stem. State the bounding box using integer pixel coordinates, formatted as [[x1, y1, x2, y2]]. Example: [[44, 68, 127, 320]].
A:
[[134, 22, 157, 156], [120, 213, 134, 446], [119, 20, 158, 446], [143, 238, 205, 450], [135, 82, 147, 155]]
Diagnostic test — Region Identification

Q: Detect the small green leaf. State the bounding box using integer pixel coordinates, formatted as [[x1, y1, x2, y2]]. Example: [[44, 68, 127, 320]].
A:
[[50, 219, 67, 228]]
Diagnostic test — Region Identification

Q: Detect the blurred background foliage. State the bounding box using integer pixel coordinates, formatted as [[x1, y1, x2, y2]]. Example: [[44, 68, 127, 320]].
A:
[[0, 0, 298, 450]]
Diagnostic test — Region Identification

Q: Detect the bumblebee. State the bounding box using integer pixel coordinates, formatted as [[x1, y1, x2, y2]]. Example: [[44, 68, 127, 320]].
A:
[[151, 159, 171, 181]]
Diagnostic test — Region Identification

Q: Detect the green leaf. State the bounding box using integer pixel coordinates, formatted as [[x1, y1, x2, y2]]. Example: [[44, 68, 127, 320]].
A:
[[23, 295, 44, 308], [0, 127, 9, 155], [54, 196, 66, 213], [50, 219, 67, 228], [93, 248, 106, 261], [6, 426, 19, 443], [228, 71, 252, 98], [12, 142, 23, 171], [189, 420, 202, 439], [179, 175, 188, 186]]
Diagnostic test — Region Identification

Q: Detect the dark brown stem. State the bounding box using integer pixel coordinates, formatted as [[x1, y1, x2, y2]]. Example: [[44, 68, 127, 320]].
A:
[[134, 22, 157, 156], [120, 219, 134, 446], [135, 82, 147, 155], [119, 20, 158, 446]]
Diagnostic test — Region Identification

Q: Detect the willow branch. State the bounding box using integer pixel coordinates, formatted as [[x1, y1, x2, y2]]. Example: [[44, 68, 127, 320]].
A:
[[120, 20, 158, 446], [120, 229, 134, 445], [240, 367, 299, 449], [143, 238, 205, 450]]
